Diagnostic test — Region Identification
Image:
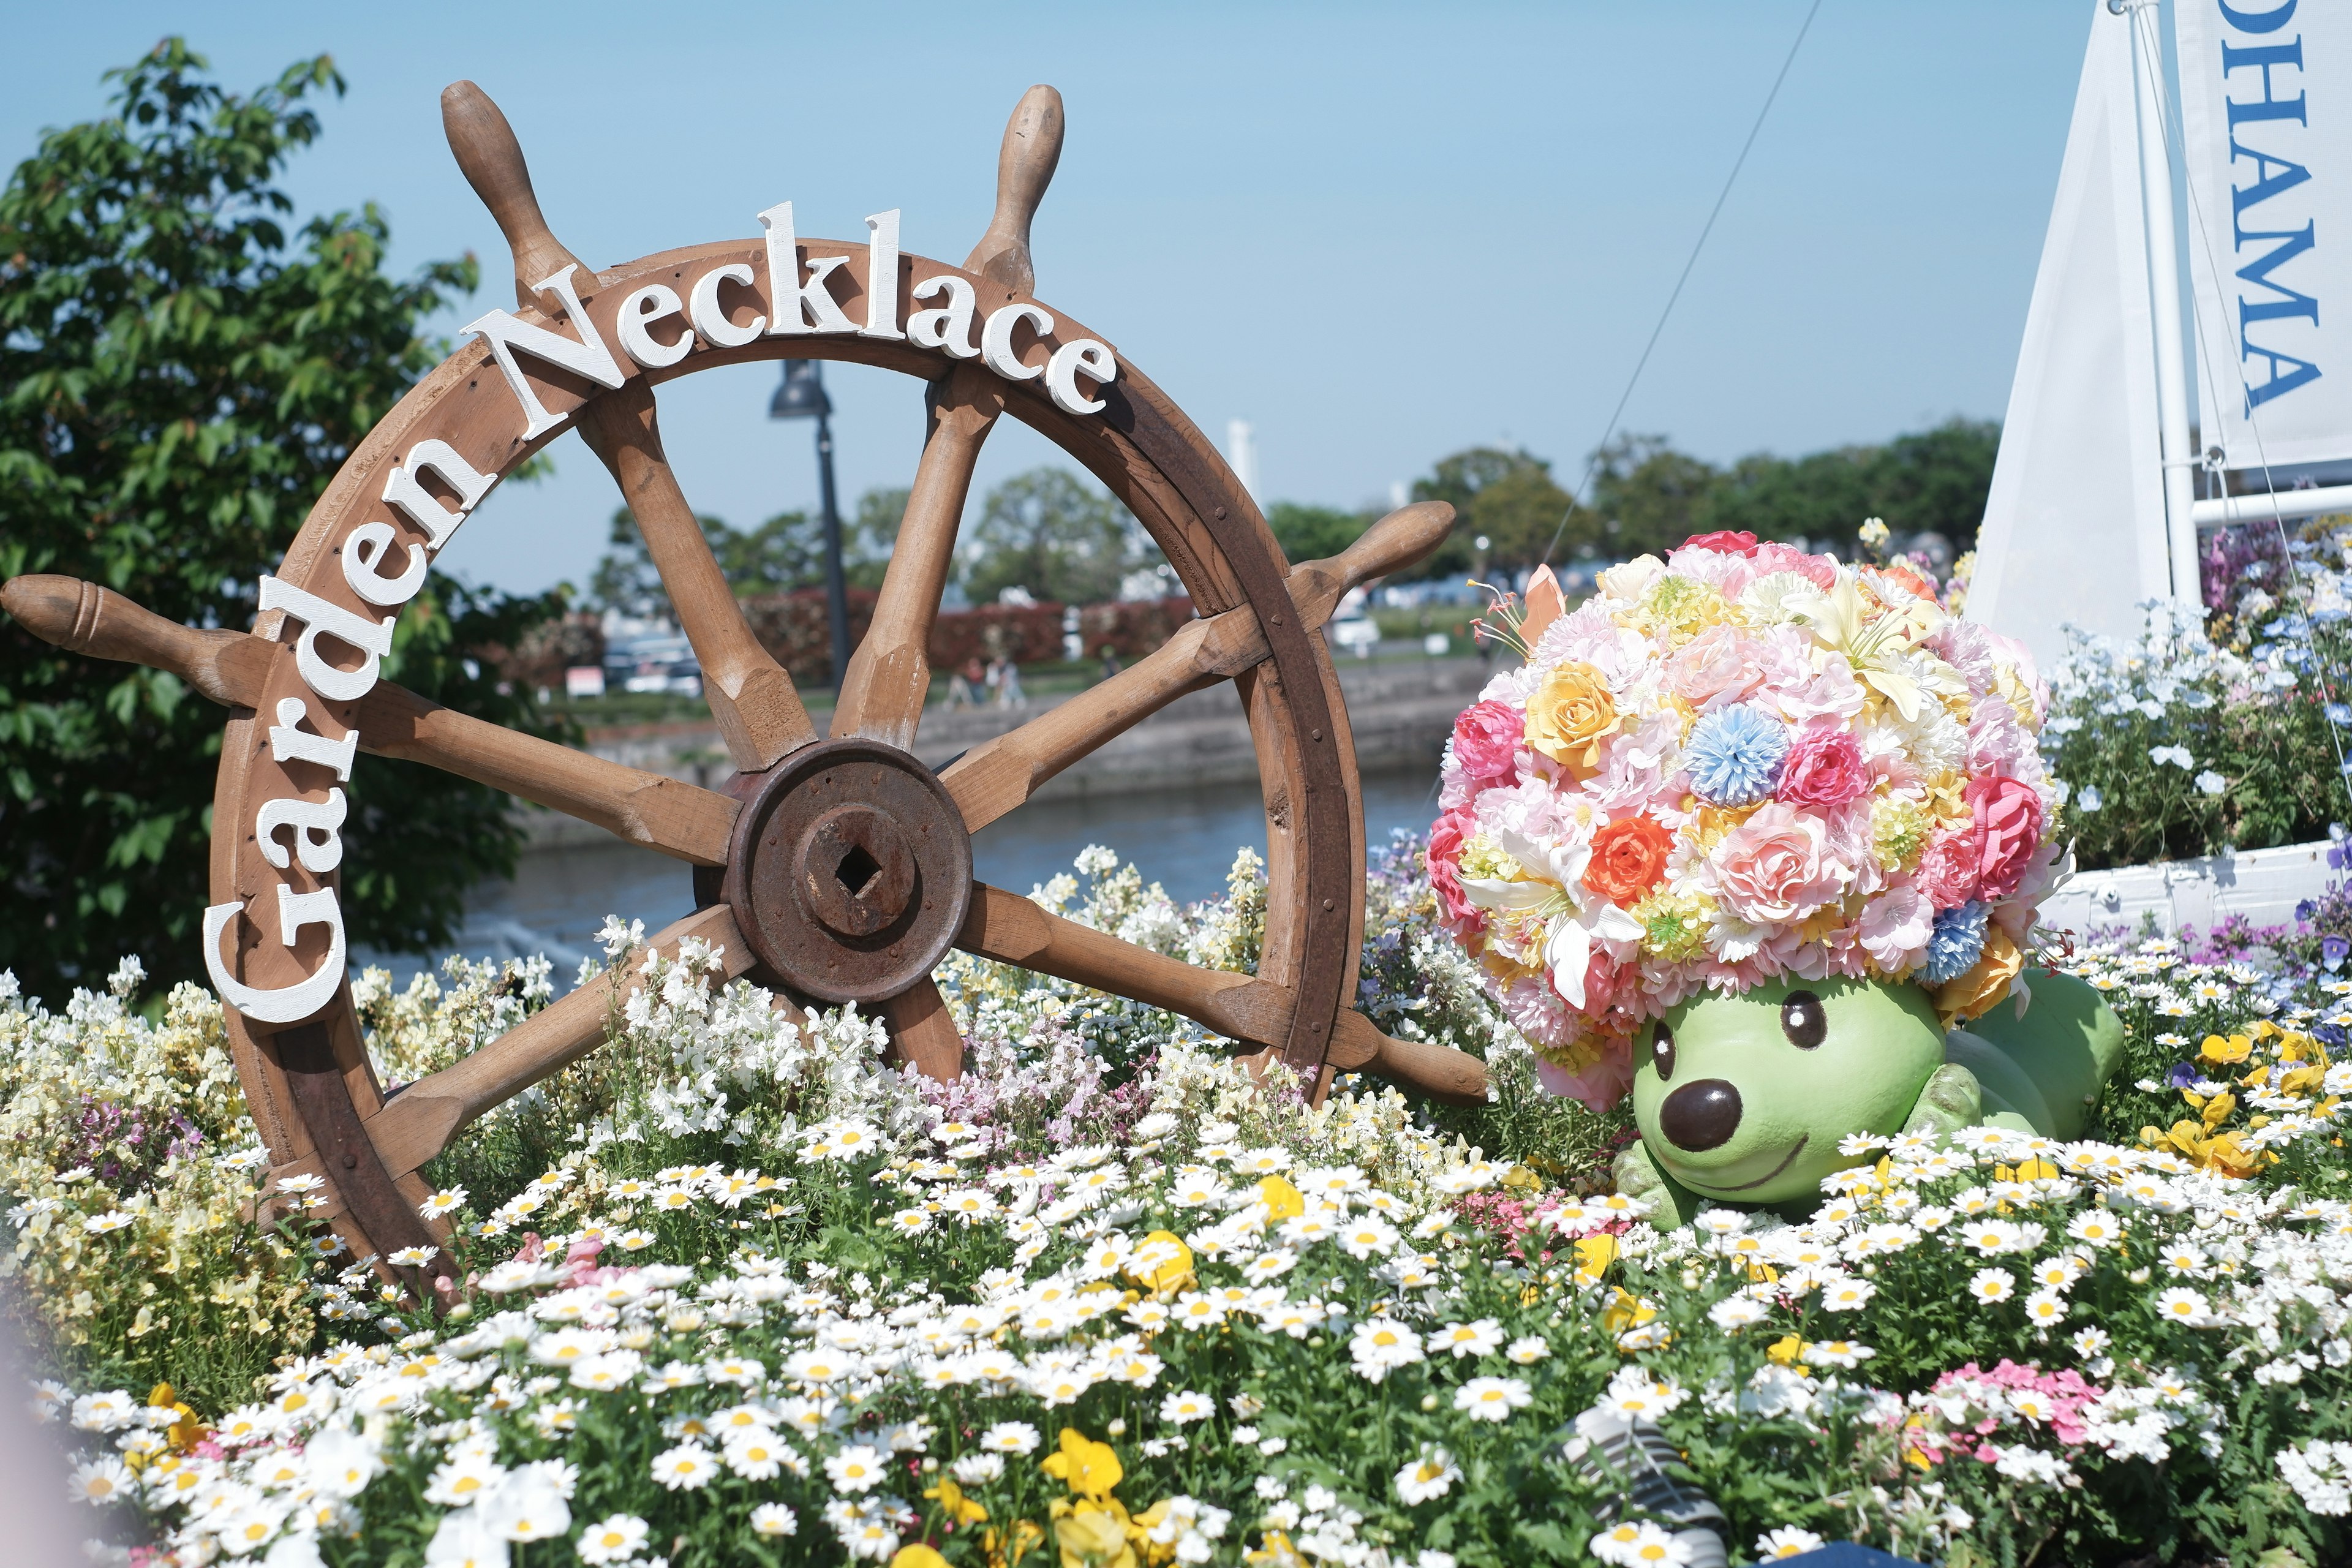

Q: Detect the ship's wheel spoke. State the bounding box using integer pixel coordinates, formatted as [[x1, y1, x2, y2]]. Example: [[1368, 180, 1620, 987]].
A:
[[877, 977, 965, 1081], [952, 882, 1485, 1104], [581, 380, 818, 772], [266, 905, 770, 1216], [831, 366, 1003, 747], [442, 80, 816, 775], [0, 574, 740, 865], [938, 502, 1454, 834], [832, 86, 1063, 747]]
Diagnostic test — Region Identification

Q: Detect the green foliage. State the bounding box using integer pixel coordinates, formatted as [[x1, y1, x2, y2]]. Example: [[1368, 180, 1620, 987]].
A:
[[960, 466, 1155, 606], [590, 485, 909, 614], [0, 39, 569, 996], [848, 484, 908, 590], [1698, 417, 2002, 559], [1265, 502, 1368, 566]]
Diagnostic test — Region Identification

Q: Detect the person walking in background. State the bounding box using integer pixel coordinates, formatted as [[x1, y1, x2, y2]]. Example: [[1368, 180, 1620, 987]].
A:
[[1098, 644, 1122, 682], [997, 656, 1026, 709], [945, 657, 983, 708]]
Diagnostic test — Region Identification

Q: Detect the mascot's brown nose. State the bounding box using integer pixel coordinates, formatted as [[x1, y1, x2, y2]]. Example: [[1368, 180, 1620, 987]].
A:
[[1659, 1079, 1742, 1152]]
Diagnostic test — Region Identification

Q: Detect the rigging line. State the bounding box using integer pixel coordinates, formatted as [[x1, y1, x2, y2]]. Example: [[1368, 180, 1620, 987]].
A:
[[1540, 0, 1824, 568], [2126, 2, 2352, 799]]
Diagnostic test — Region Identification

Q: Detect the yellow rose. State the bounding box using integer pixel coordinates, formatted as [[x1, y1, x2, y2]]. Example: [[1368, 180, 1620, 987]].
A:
[[1523, 662, 1618, 769], [1934, 925, 2023, 1028]]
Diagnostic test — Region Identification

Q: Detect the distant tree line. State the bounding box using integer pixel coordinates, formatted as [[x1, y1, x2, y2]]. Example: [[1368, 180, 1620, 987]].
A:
[[1262, 418, 2000, 584], [602, 417, 2000, 617]]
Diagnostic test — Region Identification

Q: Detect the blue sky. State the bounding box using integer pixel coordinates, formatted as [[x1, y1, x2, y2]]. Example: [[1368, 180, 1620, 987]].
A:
[[2, 2, 2092, 596]]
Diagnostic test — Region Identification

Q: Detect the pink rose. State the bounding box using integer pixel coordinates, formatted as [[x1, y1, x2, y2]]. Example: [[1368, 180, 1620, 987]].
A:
[[1776, 722, 1871, 808], [1450, 699, 1524, 782], [1662, 625, 1768, 709], [1915, 823, 1981, 908], [1706, 802, 1847, 924], [1426, 811, 1476, 927], [1966, 774, 2045, 900]]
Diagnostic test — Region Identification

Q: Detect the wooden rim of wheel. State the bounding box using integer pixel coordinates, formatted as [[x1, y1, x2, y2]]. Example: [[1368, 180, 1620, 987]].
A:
[[0, 82, 1488, 1295]]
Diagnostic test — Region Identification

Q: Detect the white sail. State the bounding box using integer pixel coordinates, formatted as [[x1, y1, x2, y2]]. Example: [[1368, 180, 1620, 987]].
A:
[[2177, 0, 2348, 473], [1968, 2, 2172, 669]]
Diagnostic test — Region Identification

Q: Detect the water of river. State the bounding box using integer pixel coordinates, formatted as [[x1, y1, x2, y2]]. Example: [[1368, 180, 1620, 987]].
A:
[[358, 768, 1446, 988]]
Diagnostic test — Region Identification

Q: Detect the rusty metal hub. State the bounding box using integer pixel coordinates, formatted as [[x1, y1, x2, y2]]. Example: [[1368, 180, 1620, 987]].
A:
[[721, 738, 972, 1003]]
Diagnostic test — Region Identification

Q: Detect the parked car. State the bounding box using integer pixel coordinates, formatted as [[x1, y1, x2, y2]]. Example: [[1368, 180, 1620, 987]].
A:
[[603, 633, 703, 697]]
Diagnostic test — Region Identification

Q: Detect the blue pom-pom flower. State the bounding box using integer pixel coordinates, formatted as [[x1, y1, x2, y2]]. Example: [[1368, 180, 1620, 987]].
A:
[[1920, 900, 1989, 985], [1683, 704, 1790, 805]]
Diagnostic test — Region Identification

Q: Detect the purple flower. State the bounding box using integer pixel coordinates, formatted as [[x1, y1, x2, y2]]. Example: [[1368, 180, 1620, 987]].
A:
[[2166, 1061, 2201, 1089]]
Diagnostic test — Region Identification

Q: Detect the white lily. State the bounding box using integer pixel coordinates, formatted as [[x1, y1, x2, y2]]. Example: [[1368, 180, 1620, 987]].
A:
[[1451, 829, 1643, 1009], [1784, 574, 1952, 722]]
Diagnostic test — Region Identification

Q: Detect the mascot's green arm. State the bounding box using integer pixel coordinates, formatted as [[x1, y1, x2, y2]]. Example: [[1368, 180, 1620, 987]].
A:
[[1611, 1142, 1704, 1230], [1904, 1060, 1984, 1139]]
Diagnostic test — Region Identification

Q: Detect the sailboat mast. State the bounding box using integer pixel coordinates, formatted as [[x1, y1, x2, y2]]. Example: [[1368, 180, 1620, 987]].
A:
[[2121, 0, 2201, 609]]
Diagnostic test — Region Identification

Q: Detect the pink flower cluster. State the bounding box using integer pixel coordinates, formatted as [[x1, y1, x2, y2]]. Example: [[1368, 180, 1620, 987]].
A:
[[1427, 534, 2057, 1109], [1914, 1359, 2104, 1464]]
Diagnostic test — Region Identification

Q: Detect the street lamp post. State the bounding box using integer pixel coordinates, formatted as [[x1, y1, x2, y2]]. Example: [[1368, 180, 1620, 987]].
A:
[[769, 359, 852, 692]]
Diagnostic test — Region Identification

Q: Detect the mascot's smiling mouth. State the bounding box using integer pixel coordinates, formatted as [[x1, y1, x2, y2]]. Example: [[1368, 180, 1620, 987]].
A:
[[1667, 1134, 1809, 1193]]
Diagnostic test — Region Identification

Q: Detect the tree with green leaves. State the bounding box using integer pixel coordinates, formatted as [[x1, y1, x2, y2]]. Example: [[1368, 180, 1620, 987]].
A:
[[591, 484, 909, 614], [0, 41, 568, 1001], [1409, 447, 1574, 578], [1392, 419, 2002, 579], [1587, 418, 2002, 563], [959, 467, 1149, 606], [1265, 502, 1368, 565], [848, 486, 908, 590]]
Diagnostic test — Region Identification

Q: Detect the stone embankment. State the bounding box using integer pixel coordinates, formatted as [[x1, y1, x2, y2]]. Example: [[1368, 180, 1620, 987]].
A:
[[524, 655, 1488, 848]]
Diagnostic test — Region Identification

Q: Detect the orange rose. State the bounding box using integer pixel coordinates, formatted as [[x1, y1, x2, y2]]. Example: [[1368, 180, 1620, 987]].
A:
[[1523, 663, 1618, 767], [1934, 925, 2023, 1028], [1583, 816, 1673, 903]]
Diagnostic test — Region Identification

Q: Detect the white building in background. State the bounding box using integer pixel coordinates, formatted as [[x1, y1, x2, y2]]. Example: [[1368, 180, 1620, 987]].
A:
[[1226, 420, 1258, 500], [1970, 0, 2352, 669]]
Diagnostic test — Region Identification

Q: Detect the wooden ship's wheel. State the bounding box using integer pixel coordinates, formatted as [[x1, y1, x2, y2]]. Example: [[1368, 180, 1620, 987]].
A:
[[0, 83, 1486, 1294]]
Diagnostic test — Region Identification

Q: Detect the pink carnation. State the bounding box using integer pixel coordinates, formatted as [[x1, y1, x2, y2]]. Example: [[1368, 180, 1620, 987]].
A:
[[1498, 974, 1567, 1045], [1915, 822, 1981, 908], [1748, 540, 1838, 590], [1966, 697, 2038, 779], [1706, 802, 1849, 925], [1858, 883, 1932, 971], [1450, 699, 1524, 782], [1426, 810, 1477, 928], [1776, 722, 1871, 808]]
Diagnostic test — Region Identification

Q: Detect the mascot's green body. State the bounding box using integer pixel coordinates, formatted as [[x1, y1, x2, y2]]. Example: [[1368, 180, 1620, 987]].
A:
[[1615, 967, 2125, 1221]]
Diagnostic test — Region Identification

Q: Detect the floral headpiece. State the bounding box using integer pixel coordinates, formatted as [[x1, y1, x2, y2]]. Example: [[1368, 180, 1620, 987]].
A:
[[1428, 530, 2058, 1110]]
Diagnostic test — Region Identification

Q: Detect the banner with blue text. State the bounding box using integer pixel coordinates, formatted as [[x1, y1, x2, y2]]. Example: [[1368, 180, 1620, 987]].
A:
[[2178, 0, 2350, 471]]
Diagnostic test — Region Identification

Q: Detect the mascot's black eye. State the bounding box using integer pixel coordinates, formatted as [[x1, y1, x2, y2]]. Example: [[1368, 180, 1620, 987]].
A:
[[1651, 1019, 1676, 1082], [1781, 990, 1826, 1049]]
